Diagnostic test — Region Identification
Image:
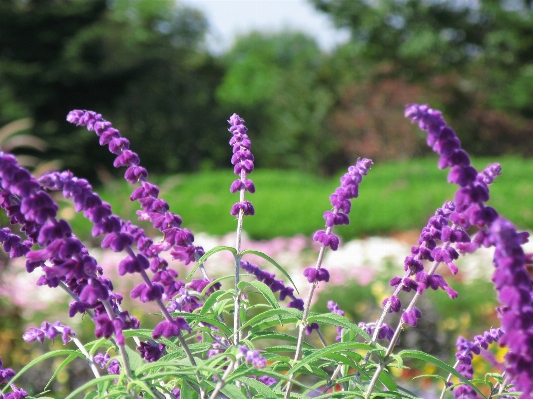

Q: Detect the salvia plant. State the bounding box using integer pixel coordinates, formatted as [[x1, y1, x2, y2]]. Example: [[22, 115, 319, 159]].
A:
[[0, 104, 531, 399]]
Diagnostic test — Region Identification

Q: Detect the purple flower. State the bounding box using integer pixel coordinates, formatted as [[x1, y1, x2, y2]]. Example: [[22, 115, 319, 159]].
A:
[[22, 321, 73, 346], [138, 341, 165, 362], [240, 347, 267, 368], [228, 114, 256, 217], [0, 357, 15, 385], [93, 353, 110, 369], [152, 317, 191, 339], [358, 322, 394, 343], [454, 330, 502, 399], [107, 359, 121, 375], [401, 307, 422, 327], [0, 384, 28, 399], [256, 375, 277, 386], [287, 298, 304, 311], [303, 267, 330, 283], [304, 322, 319, 335]]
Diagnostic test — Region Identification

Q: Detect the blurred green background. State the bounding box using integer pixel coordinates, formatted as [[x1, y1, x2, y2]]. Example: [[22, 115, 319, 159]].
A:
[[1, 0, 532, 396]]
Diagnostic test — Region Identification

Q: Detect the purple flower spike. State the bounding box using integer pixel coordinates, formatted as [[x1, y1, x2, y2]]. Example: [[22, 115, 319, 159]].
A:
[[406, 104, 498, 229], [228, 114, 256, 217], [313, 158, 372, 252], [488, 217, 533, 397]]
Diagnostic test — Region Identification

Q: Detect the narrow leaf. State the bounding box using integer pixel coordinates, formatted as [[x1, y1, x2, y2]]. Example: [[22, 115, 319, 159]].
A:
[[187, 245, 237, 279], [398, 349, 486, 398]]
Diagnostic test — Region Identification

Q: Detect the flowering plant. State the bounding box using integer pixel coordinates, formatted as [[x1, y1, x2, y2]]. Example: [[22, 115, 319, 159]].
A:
[[0, 104, 531, 399]]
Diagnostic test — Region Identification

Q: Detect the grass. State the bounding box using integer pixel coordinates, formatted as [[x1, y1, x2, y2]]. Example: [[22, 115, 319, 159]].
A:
[[62, 156, 533, 241]]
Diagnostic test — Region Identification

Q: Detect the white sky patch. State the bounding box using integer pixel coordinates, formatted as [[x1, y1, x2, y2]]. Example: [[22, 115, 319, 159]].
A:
[[181, 0, 351, 53]]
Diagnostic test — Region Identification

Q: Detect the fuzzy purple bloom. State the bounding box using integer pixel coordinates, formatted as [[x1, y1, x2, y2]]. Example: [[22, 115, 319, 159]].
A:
[[0, 384, 28, 399], [305, 323, 319, 335], [303, 267, 330, 283], [138, 341, 166, 362], [22, 321, 73, 346], [152, 317, 191, 339], [93, 353, 111, 369], [240, 347, 267, 368], [0, 358, 15, 385], [405, 104, 498, 229]]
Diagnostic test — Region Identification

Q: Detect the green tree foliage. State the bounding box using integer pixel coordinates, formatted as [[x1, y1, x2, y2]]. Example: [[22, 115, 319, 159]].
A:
[[217, 32, 344, 174], [310, 0, 533, 157], [0, 0, 227, 180]]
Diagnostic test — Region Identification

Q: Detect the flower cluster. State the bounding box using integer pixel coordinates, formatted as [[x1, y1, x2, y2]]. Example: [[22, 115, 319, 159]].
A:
[[22, 321, 72, 345], [66, 110, 205, 266], [454, 328, 503, 399], [381, 201, 464, 327], [0, 357, 26, 399], [0, 152, 136, 348], [239, 346, 267, 368]]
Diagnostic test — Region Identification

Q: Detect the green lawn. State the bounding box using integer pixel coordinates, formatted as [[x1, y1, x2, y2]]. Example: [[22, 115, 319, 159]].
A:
[[64, 156, 533, 241]]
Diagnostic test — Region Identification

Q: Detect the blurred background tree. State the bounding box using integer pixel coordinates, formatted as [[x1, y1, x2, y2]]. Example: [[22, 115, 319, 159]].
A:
[[310, 0, 533, 157], [0, 0, 227, 181], [1, 0, 532, 179]]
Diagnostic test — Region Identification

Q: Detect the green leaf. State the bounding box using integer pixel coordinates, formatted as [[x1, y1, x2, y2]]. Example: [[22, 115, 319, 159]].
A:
[[2, 350, 84, 393], [44, 353, 78, 390], [306, 313, 371, 341], [85, 338, 112, 357], [237, 376, 278, 398], [200, 275, 236, 296], [238, 280, 280, 309], [199, 287, 231, 310], [128, 379, 159, 398], [288, 342, 374, 376], [64, 375, 119, 399], [239, 249, 299, 294], [170, 312, 233, 337], [398, 349, 486, 398], [187, 246, 237, 279], [249, 331, 306, 346], [125, 345, 145, 374], [238, 308, 302, 333], [181, 381, 198, 399], [220, 383, 248, 399]]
